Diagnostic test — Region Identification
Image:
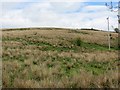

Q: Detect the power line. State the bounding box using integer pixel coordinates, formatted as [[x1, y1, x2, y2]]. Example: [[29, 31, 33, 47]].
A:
[[105, 1, 120, 50], [105, 1, 120, 32]]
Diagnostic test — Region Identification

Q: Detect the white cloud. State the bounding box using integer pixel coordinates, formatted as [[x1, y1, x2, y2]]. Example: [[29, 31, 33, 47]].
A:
[[1, 1, 118, 31], [1, 10, 33, 28], [50, 2, 83, 13]]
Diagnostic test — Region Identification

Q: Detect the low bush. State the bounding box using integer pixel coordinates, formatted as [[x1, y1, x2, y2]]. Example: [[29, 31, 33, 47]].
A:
[[75, 38, 82, 46]]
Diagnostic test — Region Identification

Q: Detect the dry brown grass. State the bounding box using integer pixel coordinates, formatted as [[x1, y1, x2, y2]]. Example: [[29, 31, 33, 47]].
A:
[[2, 28, 119, 88], [3, 29, 118, 46]]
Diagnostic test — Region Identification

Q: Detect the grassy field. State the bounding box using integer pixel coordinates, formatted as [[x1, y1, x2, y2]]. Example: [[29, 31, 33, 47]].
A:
[[2, 28, 119, 88]]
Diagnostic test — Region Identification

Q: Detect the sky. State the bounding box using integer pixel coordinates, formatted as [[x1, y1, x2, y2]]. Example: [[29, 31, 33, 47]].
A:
[[0, 0, 118, 31]]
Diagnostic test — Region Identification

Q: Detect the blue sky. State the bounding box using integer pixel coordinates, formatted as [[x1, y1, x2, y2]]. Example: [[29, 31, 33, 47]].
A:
[[0, 0, 118, 31]]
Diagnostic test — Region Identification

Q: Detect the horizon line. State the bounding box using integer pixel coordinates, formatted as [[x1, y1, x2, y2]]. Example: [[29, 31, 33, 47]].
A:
[[1, 26, 115, 32]]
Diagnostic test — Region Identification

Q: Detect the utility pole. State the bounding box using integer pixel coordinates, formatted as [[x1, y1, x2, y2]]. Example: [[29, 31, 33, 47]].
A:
[[105, 1, 120, 50], [107, 17, 110, 50], [118, 1, 120, 32], [118, 1, 120, 54]]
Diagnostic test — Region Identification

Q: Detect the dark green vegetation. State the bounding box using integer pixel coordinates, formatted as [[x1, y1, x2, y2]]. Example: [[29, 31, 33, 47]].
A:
[[2, 28, 119, 88]]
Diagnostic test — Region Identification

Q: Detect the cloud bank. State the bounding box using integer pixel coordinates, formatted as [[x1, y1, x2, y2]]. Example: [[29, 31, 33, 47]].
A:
[[1, 0, 118, 31]]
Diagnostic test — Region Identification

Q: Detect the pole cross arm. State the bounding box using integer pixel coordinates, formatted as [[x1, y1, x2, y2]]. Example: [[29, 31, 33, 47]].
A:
[[105, 1, 119, 12]]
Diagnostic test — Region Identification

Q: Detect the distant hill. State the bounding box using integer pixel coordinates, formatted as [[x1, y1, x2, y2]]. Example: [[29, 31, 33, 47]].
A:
[[2, 27, 104, 32]]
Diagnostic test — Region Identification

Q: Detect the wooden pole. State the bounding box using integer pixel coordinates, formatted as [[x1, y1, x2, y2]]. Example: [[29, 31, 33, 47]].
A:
[[107, 17, 110, 50]]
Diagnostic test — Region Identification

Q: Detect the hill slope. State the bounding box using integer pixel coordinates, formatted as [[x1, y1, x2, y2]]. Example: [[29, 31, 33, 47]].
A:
[[2, 28, 119, 88]]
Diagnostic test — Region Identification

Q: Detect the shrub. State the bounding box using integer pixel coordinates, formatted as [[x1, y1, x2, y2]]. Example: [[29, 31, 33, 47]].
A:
[[114, 28, 119, 33], [75, 38, 82, 46]]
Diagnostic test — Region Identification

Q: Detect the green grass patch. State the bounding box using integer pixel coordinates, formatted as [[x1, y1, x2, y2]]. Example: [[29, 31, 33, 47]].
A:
[[82, 61, 108, 75], [72, 38, 118, 51], [55, 56, 116, 76], [81, 42, 108, 50], [2, 37, 22, 41], [82, 42, 119, 50]]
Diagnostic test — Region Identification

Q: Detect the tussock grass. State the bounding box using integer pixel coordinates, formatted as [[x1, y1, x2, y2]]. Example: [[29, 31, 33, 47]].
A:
[[2, 28, 119, 88]]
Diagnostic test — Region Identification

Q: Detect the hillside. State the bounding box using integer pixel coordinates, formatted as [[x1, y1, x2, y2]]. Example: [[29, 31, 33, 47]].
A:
[[2, 28, 119, 88]]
